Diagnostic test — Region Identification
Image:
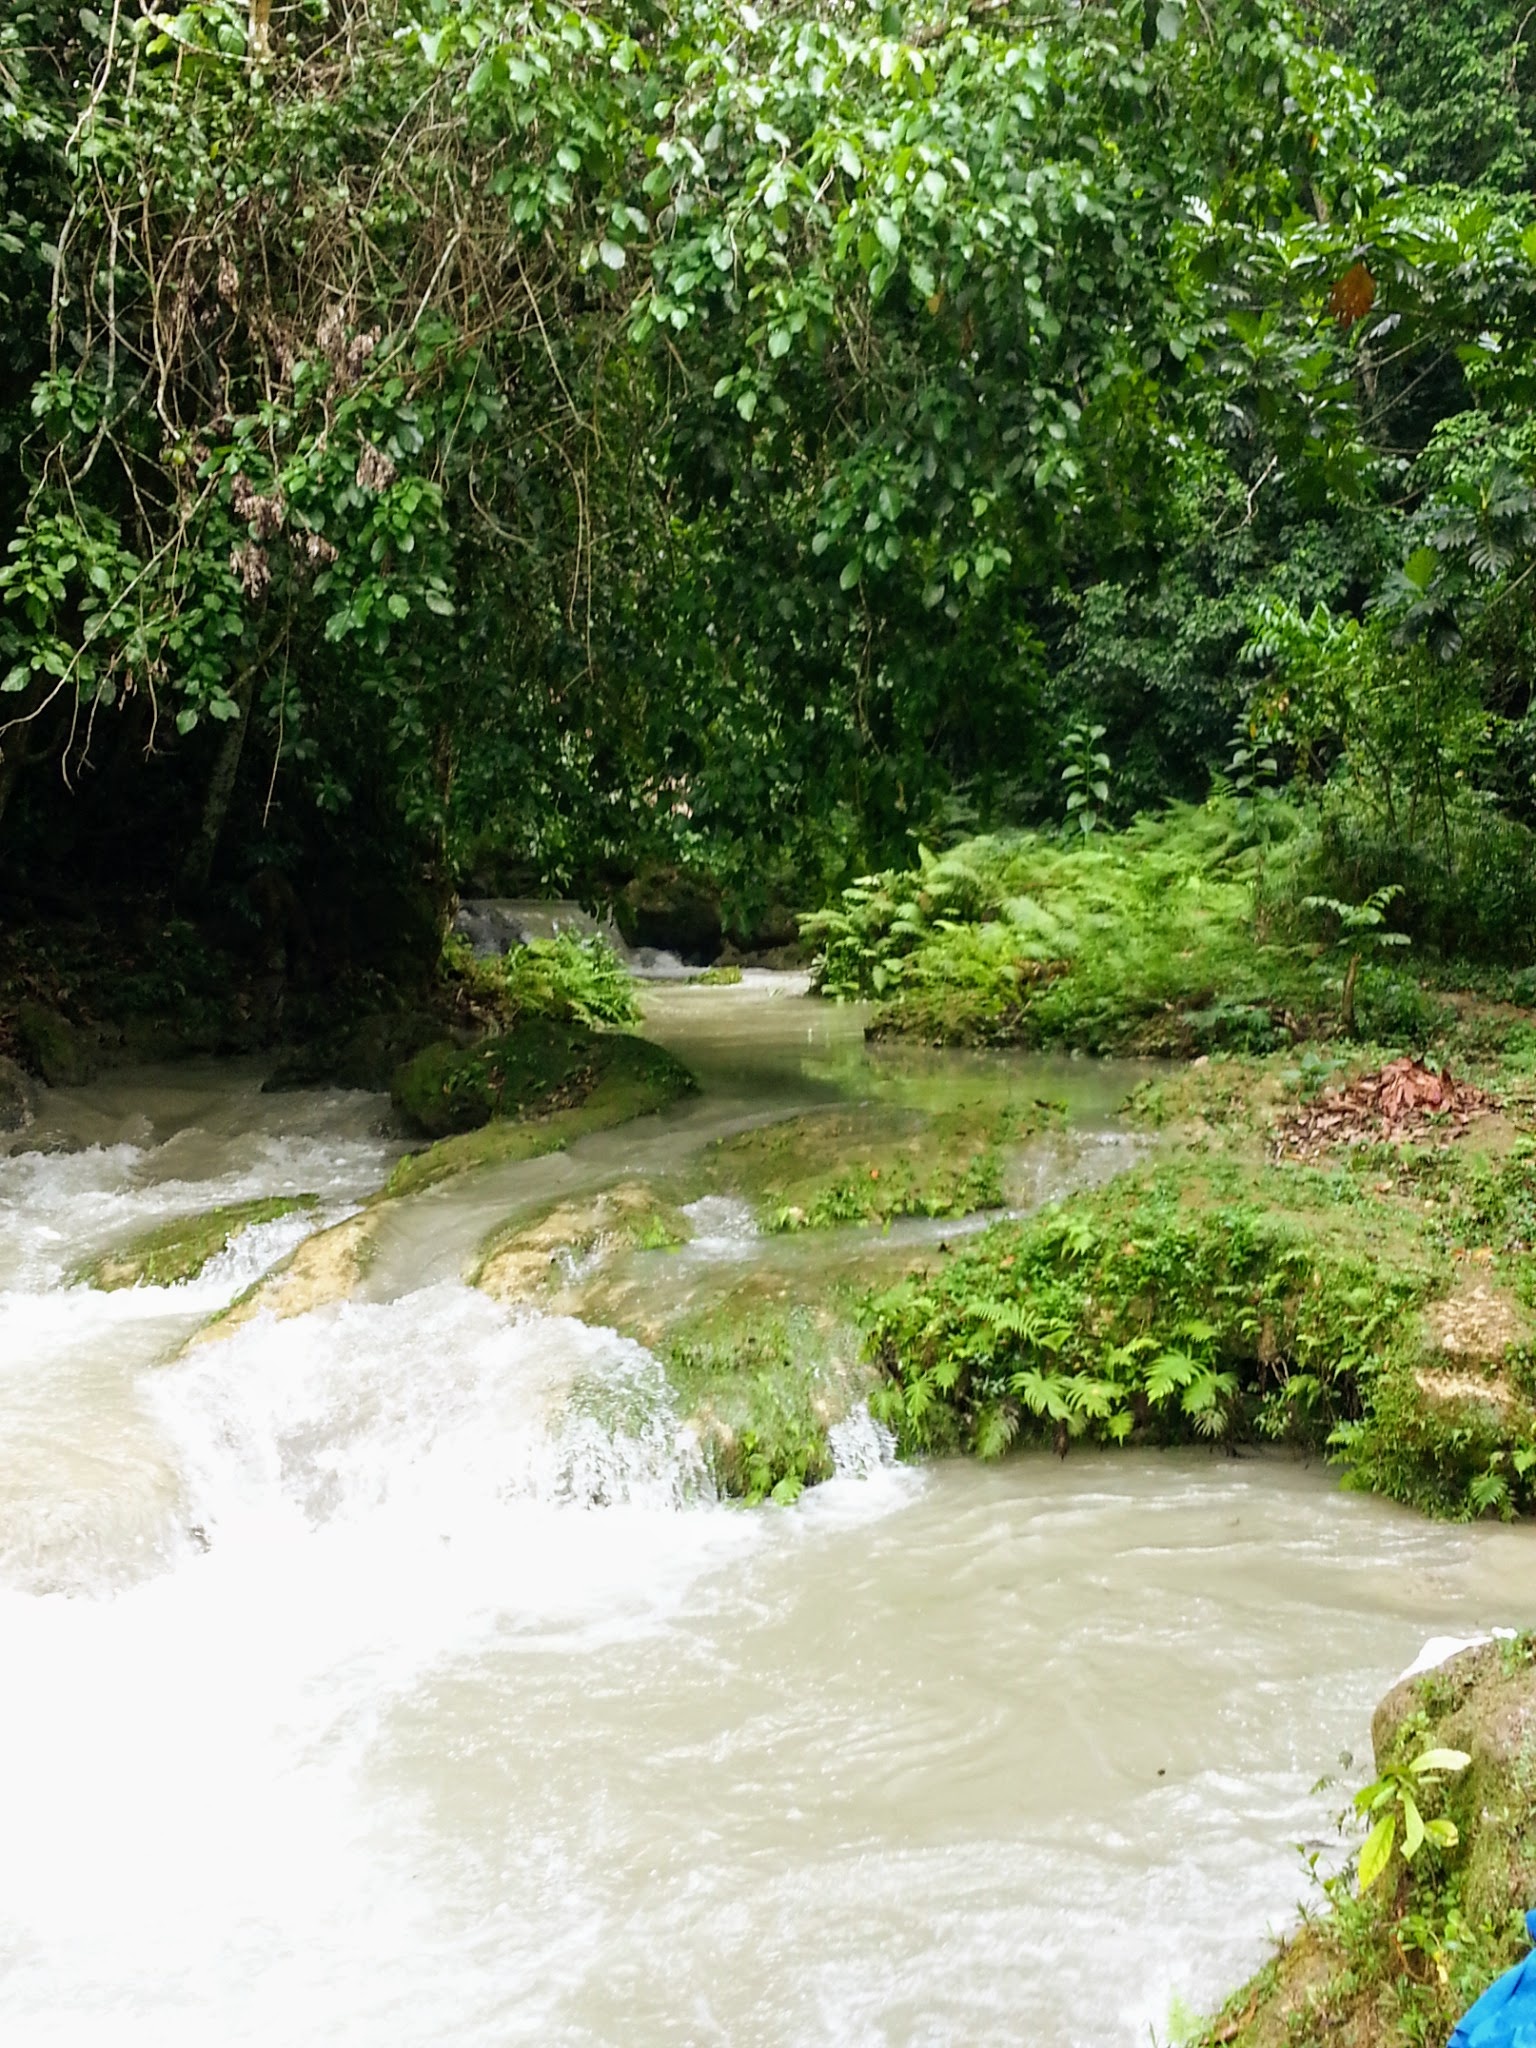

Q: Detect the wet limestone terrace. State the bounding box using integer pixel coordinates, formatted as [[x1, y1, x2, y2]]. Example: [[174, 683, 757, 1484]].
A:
[[0, 974, 1532, 2046]]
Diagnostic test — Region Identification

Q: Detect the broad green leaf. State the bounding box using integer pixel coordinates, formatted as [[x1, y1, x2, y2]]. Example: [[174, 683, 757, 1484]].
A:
[[1410, 1748, 1471, 1775], [1357, 1813, 1396, 1893], [1401, 1791, 1424, 1859]]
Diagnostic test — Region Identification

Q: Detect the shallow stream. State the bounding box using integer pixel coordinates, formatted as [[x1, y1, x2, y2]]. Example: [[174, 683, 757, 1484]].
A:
[[1, 979, 1532, 2045]]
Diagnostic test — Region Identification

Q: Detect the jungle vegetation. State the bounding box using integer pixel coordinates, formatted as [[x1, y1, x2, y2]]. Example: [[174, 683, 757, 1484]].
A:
[[0, 0, 1533, 1010]]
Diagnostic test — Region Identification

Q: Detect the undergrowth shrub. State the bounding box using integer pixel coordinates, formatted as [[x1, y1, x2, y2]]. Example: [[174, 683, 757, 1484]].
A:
[[441, 931, 641, 1030], [802, 799, 1321, 1051], [1265, 785, 1536, 965], [864, 1170, 1436, 1458]]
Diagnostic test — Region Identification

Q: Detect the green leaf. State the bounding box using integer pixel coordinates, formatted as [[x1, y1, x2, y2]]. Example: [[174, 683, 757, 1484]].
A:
[[1401, 1791, 1424, 1860], [839, 559, 861, 591], [1156, 4, 1184, 41], [1401, 546, 1440, 593], [874, 215, 901, 258], [1357, 1813, 1396, 1893], [598, 240, 626, 272], [1409, 1748, 1471, 1776]]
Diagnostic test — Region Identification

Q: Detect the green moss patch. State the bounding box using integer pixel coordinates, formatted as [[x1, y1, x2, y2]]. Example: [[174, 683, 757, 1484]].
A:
[[386, 1034, 696, 1196], [693, 1098, 1059, 1234], [1197, 1636, 1536, 2048], [77, 1195, 318, 1290], [664, 1303, 876, 1504]]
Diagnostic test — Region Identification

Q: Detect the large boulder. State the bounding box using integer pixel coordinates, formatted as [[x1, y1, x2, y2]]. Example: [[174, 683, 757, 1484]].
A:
[[264, 1010, 447, 1094], [391, 1019, 695, 1139], [15, 1001, 98, 1088], [616, 868, 722, 965]]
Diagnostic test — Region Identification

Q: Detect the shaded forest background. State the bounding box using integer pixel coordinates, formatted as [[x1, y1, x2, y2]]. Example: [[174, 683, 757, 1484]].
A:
[[1, 0, 1534, 1001]]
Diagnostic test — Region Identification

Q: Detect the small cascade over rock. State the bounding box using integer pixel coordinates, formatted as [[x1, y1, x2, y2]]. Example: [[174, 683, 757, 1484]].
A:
[[149, 1284, 716, 1563]]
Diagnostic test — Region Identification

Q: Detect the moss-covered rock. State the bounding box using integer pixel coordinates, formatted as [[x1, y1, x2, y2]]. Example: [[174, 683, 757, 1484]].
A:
[[186, 1206, 385, 1345], [694, 1098, 1058, 1234], [386, 1031, 696, 1194], [390, 1019, 694, 1141], [0, 1055, 38, 1132], [1197, 1637, 1536, 2048], [77, 1196, 318, 1290], [472, 1182, 691, 1302], [16, 1000, 99, 1087], [615, 864, 722, 963]]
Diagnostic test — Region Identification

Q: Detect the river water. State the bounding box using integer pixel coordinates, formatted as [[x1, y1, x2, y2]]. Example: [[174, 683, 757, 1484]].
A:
[[0, 979, 1531, 2046]]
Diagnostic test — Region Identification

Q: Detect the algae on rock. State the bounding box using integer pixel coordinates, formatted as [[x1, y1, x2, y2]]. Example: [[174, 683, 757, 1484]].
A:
[[390, 1019, 695, 1141], [77, 1196, 319, 1290]]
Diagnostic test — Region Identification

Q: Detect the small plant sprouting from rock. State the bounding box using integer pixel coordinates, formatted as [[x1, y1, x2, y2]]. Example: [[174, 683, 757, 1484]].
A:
[[1353, 1743, 1470, 1895]]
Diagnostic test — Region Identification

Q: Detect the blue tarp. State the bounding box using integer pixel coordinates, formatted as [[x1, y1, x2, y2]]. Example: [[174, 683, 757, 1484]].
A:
[[1450, 1913, 1536, 2047]]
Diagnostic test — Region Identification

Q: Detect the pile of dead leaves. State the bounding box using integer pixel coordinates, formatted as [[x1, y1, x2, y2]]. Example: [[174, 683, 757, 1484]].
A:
[[1273, 1058, 1497, 1161]]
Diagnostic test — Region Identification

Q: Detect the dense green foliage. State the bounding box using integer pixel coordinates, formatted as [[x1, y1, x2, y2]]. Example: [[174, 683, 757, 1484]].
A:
[[3, 0, 1533, 973], [863, 1061, 1536, 1519], [803, 798, 1470, 1050]]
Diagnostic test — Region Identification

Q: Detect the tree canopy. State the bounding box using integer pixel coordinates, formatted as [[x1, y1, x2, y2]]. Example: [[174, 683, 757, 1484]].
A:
[[1, 0, 1533, 944]]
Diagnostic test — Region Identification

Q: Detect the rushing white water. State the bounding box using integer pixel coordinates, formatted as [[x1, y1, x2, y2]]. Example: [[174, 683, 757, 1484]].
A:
[[1, 1019, 1532, 2047]]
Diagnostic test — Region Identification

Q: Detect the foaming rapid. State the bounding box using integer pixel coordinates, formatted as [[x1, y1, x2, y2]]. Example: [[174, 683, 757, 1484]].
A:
[[1, 1033, 1534, 2047], [156, 1285, 719, 1552]]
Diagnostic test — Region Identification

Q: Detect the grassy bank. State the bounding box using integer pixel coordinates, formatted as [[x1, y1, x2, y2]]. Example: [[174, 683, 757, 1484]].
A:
[[863, 1041, 1536, 1520]]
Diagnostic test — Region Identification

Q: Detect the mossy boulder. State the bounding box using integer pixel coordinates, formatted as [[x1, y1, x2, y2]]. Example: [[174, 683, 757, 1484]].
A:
[[390, 1018, 694, 1140], [1372, 1641, 1536, 1937], [16, 1000, 98, 1087], [616, 865, 722, 963], [77, 1196, 318, 1290]]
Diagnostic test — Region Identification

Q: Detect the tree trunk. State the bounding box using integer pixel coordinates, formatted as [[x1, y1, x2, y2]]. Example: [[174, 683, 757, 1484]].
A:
[[180, 667, 257, 897], [248, 0, 273, 64]]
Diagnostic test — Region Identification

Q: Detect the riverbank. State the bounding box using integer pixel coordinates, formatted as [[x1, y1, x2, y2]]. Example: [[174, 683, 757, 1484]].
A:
[[1195, 1633, 1536, 2048], [864, 1037, 1536, 1520]]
